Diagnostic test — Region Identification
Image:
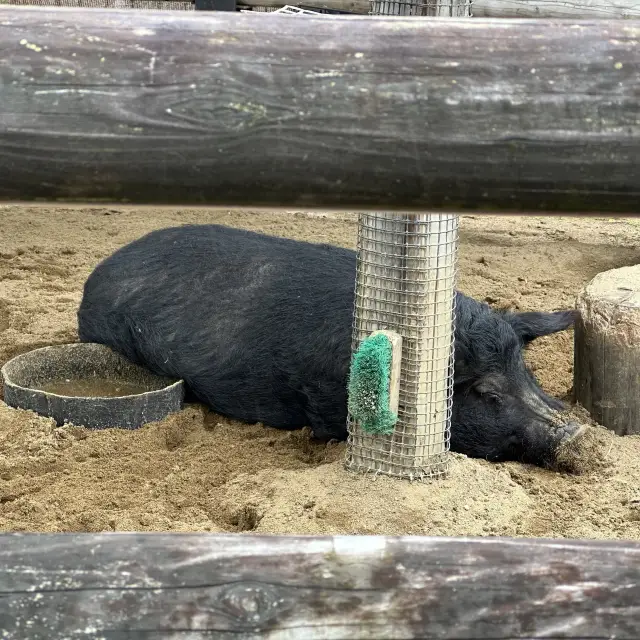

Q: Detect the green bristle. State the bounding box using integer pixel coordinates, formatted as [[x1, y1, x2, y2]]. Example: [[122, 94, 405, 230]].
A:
[[347, 333, 398, 435]]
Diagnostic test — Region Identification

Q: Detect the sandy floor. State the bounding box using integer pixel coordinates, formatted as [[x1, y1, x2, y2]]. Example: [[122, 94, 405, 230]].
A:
[[1, 206, 640, 539]]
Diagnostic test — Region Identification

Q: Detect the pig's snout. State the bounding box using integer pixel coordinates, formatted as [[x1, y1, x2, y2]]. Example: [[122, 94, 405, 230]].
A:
[[552, 420, 588, 447]]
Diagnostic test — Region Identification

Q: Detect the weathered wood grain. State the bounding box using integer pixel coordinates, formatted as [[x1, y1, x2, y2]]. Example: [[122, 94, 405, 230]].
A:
[[472, 0, 640, 19], [1, 8, 640, 212], [574, 265, 640, 435], [2, 0, 196, 8], [0, 533, 640, 638]]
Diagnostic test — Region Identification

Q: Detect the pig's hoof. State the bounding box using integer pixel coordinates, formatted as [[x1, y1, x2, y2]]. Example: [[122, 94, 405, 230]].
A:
[[300, 426, 314, 439]]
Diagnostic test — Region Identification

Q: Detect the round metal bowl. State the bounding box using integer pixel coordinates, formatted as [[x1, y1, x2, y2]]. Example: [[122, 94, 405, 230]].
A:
[[1, 343, 184, 430]]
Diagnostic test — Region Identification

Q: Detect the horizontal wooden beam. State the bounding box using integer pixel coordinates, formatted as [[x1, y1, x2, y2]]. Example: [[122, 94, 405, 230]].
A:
[[1, 533, 639, 638], [472, 0, 640, 19], [1, 9, 640, 213]]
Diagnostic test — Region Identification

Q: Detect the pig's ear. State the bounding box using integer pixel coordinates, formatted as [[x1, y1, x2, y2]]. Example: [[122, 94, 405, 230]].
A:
[[504, 309, 579, 344]]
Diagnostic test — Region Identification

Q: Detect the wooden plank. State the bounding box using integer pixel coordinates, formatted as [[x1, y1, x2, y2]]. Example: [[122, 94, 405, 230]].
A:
[[369, 329, 403, 416], [1, 9, 640, 213], [1, 533, 640, 638], [472, 0, 640, 19]]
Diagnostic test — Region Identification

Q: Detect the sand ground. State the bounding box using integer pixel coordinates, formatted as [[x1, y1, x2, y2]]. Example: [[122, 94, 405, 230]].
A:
[[1, 206, 639, 539]]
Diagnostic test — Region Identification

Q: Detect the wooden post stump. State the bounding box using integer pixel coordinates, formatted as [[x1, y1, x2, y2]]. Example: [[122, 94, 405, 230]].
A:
[[574, 265, 640, 436]]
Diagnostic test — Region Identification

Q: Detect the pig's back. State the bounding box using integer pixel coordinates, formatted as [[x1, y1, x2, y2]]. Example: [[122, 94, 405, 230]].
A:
[[77, 224, 356, 437]]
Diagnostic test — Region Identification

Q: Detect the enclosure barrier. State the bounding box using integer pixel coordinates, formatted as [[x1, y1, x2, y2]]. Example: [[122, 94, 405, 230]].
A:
[[0, 0, 366, 14], [1, 8, 639, 213], [6, 0, 636, 18], [1, 0, 194, 8], [2, 6, 640, 638], [0, 532, 639, 638], [471, 0, 640, 18], [239, 0, 367, 11], [240, 0, 640, 17]]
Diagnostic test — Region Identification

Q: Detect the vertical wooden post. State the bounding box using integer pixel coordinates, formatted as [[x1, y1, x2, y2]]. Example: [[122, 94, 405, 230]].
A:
[[574, 265, 640, 436]]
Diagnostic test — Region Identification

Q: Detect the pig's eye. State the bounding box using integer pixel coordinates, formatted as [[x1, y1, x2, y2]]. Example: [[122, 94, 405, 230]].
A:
[[482, 391, 503, 405], [473, 381, 502, 403]]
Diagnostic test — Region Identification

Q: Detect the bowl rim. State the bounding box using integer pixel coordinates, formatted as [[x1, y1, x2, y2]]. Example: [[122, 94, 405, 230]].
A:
[[1, 342, 185, 401]]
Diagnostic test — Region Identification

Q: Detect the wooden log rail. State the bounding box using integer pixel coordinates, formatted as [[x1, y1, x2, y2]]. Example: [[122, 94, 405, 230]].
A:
[[472, 0, 640, 19], [0, 533, 639, 638], [0, 8, 639, 213]]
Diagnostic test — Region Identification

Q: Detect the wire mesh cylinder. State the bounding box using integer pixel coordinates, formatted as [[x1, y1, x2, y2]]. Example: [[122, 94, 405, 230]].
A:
[[370, 0, 471, 18], [345, 213, 458, 480]]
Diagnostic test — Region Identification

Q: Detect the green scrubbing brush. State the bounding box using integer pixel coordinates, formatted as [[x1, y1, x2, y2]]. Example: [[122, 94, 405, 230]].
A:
[[348, 330, 402, 436]]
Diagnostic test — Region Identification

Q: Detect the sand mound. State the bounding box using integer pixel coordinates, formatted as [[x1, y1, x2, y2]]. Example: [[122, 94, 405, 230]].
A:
[[219, 453, 532, 536]]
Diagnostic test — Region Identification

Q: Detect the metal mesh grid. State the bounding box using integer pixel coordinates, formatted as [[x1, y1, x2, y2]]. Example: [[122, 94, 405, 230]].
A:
[[242, 4, 346, 11], [297, 4, 354, 11], [370, 0, 471, 17], [269, 4, 318, 10], [1, 0, 194, 7], [345, 213, 459, 480]]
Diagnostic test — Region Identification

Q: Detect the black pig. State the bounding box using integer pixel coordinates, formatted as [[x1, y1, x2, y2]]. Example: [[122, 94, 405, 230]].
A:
[[77, 224, 583, 470]]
